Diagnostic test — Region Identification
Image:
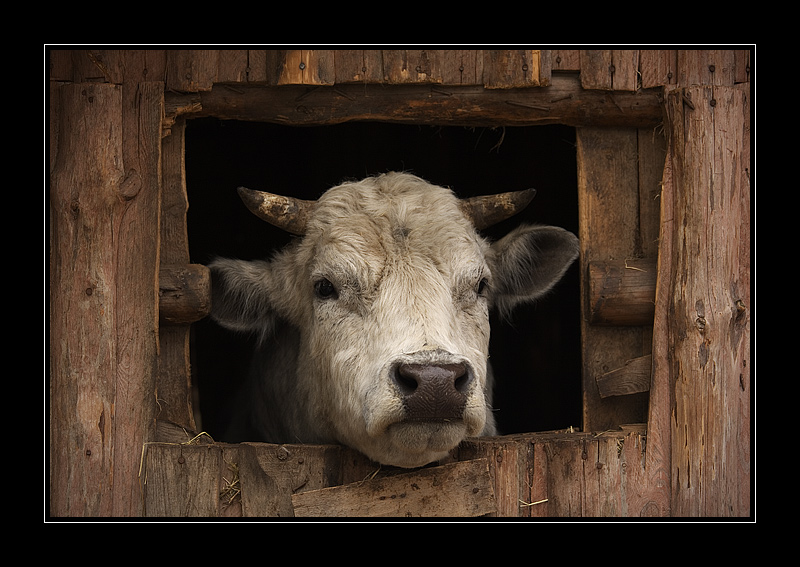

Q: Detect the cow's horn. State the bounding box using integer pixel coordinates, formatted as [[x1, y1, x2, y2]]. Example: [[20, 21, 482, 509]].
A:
[[237, 187, 316, 235], [459, 188, 537, 229]]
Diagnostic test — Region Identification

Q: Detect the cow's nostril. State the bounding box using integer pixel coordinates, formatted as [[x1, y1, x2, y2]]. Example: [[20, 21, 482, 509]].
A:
[[454, 372, 470, 393], [395, 365, 421, 396], [393, 362, 471, 421]]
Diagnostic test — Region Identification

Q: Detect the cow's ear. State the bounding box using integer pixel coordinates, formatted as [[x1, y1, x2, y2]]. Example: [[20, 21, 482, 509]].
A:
[[488, 224, 579, 315], [209, 258, 280, 338]]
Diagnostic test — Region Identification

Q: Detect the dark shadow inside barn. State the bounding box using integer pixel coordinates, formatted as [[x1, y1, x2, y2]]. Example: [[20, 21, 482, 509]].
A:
[[186, 118, 581, 439]]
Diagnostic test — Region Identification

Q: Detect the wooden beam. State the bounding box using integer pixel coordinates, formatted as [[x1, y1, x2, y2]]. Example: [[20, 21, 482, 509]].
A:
[[158, 264, 211, 325], [194, 74, 663, 128], [588, 259, 657, 326]]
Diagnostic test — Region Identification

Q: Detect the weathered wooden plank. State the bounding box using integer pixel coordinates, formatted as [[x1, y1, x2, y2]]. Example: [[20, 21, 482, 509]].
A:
[[143, 443, 224, 517], [596, 355, 652, 398], [663, 84, 751, 517], [140, 432, 667, 518], [237, 443, 348, 517], [166, 50, 218, 91], [640, 49, 678, 88], [611, 50, 640, 91], [638, 128, 667, 257], [483, 49, 548, 88], [156, 119, 198, 434], [733, 50, 752, 83], [292, 459, 495, 517], [540, 436, 587, 516], [49, 80, 162, 517], [439, 49, 484, 85], [552, 49, 581, 71], [580, 50, 639, 91], [50, 82, 124, 517], [580, 50, 613, 89], [246, 50, 269, 83], [676, 50, 737, 87], [457, 438, 522, 517], [588, 259, 657, 326], [113, 80, 163, 516], [276, 49, 335, 85], [382, 50, 442, 84], [334, 50, 384, 83], [216, 49, 250, 83], [577, 128, 651, 432], [196, 74, 663, 128]]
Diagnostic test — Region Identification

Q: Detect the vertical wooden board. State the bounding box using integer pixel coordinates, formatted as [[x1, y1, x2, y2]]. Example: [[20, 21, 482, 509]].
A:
[[48, 49, 75, 81], [234, 444, 285, 517], [676, 50, 737, 86], [640, 50, 677, 88], [586, 435, 623, 517], [334, 50, 384, 83], [457, 438, 522, 517], [585, 431, 653, 517], [276, 50, 335, 85], [483, 50, 546, 88], [619, 431, 664, 516], [541, 438, 586, 517], [246, 50, 269, 83], [439, 49, 484, 85], [527, 437, 550, 517], [580, 50, 613, 89], [217, 50, 250, 83], [157, 118, 196, 433], [143, 444, 224, 517], [733, 50, 751, 84], [49, 82, 124, 517], [113, 80, 163, 516], [166, 50, 219, 91], [382, 50, 442, 83], [664, 84, 750, 517], [637, 128, 667, 257], [552, 50, 581, 71], [581, 50, 639, 91], [577, 128, 650, 432], [611, 50, 640, 91], [236, 443, 344, 517]]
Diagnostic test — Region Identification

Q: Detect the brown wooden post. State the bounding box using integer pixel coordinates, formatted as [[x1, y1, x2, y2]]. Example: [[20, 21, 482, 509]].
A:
[[660, 83, 751, 516], [49, 81, 163, 516]]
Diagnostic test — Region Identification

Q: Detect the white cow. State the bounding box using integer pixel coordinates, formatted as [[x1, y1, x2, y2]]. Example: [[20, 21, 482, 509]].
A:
[[210, 172, 578, 468]]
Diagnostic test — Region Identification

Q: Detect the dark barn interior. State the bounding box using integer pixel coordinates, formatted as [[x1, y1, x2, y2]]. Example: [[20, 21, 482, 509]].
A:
[[186, 118, 581, 439]]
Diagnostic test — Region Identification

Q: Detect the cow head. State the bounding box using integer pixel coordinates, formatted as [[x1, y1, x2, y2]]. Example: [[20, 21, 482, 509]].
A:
[[210, 172, 578, 468]]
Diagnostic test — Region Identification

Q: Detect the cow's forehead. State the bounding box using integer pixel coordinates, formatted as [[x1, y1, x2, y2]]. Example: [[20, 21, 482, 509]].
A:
[[301, 174, 487, 276], [311, 174, 473, 237]]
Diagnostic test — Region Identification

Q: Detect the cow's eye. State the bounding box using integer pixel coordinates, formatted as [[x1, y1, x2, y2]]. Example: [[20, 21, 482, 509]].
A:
[[314, 278, 338, 299], [476, 277, 489, 296]]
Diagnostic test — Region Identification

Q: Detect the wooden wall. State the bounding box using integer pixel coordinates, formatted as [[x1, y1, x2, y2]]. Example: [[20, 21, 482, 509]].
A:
[[48, 48, 752, 518]]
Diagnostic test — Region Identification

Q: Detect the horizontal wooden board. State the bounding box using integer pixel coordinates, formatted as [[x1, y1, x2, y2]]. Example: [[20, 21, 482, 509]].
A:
[[291, 459, 495, 517]]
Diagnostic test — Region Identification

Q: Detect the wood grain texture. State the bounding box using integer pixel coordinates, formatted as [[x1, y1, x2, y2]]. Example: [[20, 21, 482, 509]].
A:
[[662, 83, 751, 516], [49, 81, 162, 516]]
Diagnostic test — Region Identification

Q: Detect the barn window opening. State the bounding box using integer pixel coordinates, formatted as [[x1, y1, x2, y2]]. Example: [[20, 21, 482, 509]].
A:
[[185, 118, 581, 440]]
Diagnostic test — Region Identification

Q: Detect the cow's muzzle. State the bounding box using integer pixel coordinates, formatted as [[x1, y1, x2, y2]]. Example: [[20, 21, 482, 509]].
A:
[[392, 361, 473, 421]]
